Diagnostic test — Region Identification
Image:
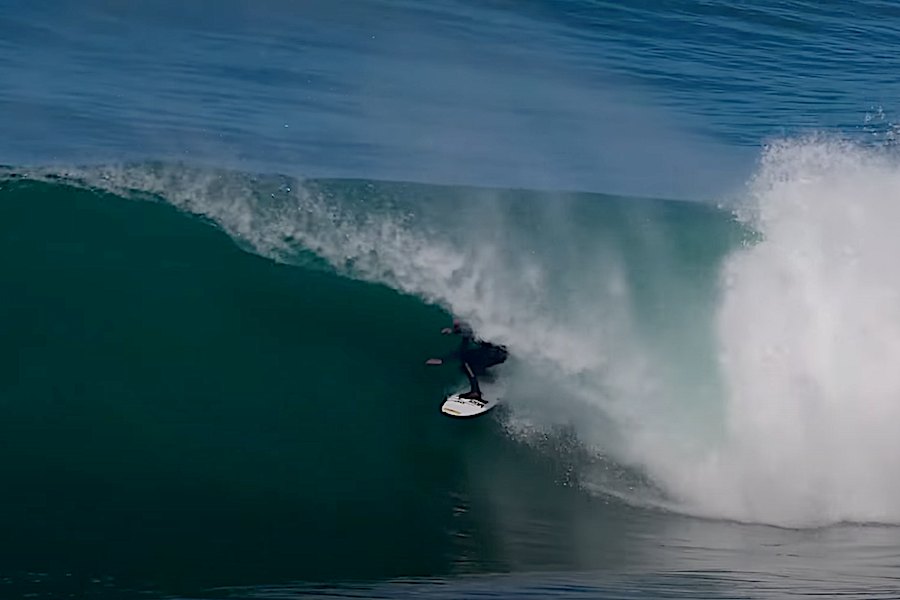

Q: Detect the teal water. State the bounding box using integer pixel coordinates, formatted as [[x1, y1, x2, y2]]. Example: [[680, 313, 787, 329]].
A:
[[5, 0, 900, 598]]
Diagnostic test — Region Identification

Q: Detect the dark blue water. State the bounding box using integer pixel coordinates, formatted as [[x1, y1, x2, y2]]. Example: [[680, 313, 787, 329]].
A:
[[6, 0, 900, 199], [4, 1, 900, 598]]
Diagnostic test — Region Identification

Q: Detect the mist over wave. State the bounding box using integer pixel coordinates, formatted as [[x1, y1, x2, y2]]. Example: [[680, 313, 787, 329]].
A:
[[30, 135, 900, 527]]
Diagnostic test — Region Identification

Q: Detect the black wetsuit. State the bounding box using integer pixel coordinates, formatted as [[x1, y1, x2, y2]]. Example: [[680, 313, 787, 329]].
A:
[[454, 328, 508, 396]]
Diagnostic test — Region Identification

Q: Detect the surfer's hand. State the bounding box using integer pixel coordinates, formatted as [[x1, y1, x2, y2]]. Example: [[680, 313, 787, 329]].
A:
[[441, 327, 453, 334], [425, 358, 443, 365]]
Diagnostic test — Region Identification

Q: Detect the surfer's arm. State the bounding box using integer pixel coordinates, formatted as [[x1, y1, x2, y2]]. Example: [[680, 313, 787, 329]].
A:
[[429, 322, 470, 364], [425, 350, 457, 365], [426, 345, 463, 365]]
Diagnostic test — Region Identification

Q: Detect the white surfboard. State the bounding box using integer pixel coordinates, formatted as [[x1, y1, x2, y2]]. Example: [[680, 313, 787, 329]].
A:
[[441, 392, 498, 418]]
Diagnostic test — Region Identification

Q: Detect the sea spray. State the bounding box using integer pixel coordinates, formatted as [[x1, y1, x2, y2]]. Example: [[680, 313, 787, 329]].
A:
[[651, 138, 900, 525]]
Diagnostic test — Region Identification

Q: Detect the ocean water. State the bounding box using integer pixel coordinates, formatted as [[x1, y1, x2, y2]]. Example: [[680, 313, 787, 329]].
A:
[[3, 1, 900, 598]]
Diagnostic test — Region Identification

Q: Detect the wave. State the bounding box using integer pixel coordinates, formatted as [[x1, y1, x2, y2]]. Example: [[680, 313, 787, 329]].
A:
[[7, 136, 900, 528]]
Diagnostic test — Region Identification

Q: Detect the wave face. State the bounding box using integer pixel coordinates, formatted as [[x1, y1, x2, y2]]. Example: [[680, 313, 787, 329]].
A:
[[15, 135, 900, 530], [0, 174, 492, 590]]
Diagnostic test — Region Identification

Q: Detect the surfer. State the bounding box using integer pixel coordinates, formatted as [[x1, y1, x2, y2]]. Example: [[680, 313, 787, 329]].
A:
[[426, 319, 508, 400]]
